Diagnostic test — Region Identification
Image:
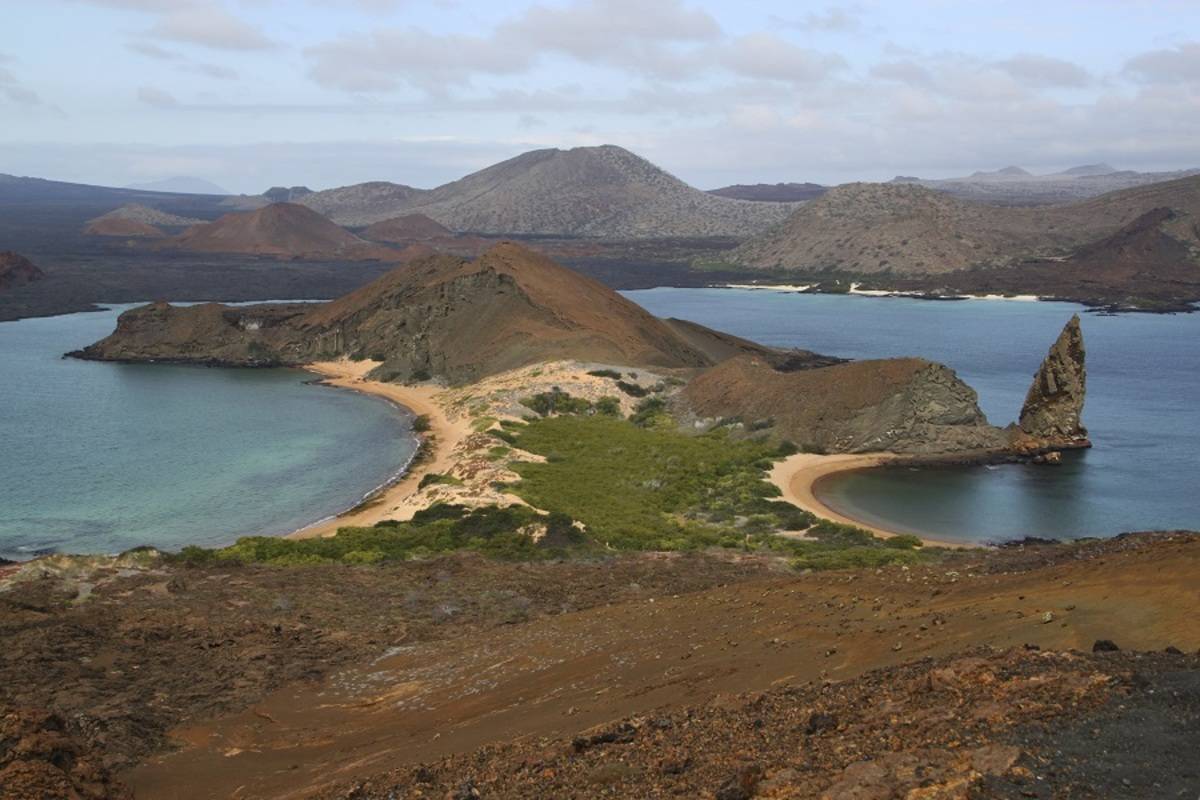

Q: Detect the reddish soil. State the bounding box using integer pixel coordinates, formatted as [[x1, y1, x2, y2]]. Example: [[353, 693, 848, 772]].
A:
[[2, 535, 1196, 799]]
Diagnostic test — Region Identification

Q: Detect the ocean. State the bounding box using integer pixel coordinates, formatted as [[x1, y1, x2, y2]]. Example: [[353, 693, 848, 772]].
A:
[[0, 304, 417, 559], [624, 288, 1200, 543]]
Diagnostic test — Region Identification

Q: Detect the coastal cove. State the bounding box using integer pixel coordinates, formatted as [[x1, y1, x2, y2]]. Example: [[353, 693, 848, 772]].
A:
[[0, 304, 418, 559], [626, 287, 1200, 543]]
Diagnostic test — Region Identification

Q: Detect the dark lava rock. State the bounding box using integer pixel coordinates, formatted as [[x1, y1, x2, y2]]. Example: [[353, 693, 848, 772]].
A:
[[1093, 639, 1121, 653], [1018, 315, 1089, 448], [805, 712, 838, 735]]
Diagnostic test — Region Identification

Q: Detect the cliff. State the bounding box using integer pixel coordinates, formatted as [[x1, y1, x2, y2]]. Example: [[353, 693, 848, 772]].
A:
[[680, 355, 1007, 455]]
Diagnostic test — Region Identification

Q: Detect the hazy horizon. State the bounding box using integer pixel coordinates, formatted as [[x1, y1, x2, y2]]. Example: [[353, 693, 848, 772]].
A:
[[4, 0, 1199, 193]]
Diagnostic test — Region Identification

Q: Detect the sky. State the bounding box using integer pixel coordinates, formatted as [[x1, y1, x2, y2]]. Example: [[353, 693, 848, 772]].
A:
[[2, 0, 1199, 193]]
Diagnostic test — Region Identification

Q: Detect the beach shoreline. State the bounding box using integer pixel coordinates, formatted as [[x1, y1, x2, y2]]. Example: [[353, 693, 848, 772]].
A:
[[288, 359, 471, 540], [768, 453, 975, 549]]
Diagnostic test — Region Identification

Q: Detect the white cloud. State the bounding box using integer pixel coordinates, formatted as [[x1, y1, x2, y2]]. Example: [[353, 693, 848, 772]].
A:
[[1125, 41, 1200, 84], [771, 6, 863, 33], [995, 54, 1092, 88]]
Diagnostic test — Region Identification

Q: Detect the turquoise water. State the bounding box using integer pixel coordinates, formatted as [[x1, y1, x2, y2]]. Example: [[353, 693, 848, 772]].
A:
[[624, 289, 1200, 543], [0, 305, 417, 559]]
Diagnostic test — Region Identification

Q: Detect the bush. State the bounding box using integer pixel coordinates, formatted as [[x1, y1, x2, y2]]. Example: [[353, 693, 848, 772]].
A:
[[521, 387, 593, 417], [418, 472, 462, 489], [593, 396, 622, 417], [587, 369, 622, 380], [615, 380, 648, 398], [411, 414, 432, 433], [629, 397, 668, 428], [884, 534, 923, 549]]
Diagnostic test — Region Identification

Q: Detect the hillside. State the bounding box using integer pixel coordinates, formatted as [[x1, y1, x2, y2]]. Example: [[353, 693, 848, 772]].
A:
[[169, 203, 400, 261], [681, 354, 1008, 454], [300, 146, 798, 238], [73, 242, 752, 382], [0, 252, 43, 292], [734, 175, 1200, 279], [361, 213, 451, 243], [707, 182, 828, 202], [298, 182, 427, 225]]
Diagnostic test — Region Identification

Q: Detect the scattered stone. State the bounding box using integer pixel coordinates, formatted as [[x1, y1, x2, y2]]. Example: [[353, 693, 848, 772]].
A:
[[805, 712, 838, 735], [1041, 611, 1054, 624], [714, 764, 762, 800]]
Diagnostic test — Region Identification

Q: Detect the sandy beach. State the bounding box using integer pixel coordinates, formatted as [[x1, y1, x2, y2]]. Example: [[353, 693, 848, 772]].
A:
[[768, 453, 973, 549], [288, 359, 472, 539]]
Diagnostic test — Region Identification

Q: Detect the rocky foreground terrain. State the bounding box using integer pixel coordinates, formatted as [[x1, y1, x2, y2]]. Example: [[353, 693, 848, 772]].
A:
[[1, 533, 1196, 799]]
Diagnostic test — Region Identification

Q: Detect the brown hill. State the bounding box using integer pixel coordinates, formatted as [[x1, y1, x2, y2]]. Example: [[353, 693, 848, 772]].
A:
[[362, 213, 452, 242], [73, 242, 763, 383], [0, 251, 44, 292], [680, 354, 1007, 454], [84, 216, 166, 238], [734, 174, 1200, 279], [300, 145, 798, 238], [170, 203, 400, 261]]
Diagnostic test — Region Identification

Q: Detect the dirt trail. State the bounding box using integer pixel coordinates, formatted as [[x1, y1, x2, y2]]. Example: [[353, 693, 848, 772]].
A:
[[126, 535, 1200, 799]]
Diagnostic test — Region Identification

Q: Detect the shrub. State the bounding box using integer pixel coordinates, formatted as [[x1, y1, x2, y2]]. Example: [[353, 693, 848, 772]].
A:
[[884, 534, 923, 550], [629, 397, 668, 428], [521, 387, 593, 417], [418, 472, 462, 489], [593, 396, 622, 417], [587, 369, 622, 380], [615, 380, 648, 398], [411, 414, 432, 433]]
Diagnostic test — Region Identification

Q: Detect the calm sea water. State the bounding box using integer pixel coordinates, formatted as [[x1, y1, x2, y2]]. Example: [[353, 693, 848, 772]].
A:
[[0, 305, 417, 559], [624, 288, 1200, 543]]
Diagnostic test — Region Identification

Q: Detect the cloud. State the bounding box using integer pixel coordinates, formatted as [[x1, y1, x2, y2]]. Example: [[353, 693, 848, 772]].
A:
[[1125, 41, 1200, 84], [137, 86, 179, 107], [771, 6, 863, 33], [306, 28, 528, 92], [720, 34, 847, 83], [146, 7, 275, 50], [190, 63, 239, 80], [995, 54, 1091, 88]]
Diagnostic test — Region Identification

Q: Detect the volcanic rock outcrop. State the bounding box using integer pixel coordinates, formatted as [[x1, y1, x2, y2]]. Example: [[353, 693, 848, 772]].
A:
[[681, 355, 1007, 455], [0, 252, 44, 292], [1018, 316, 1089, 448], [169, 203, 400, 261], [72, 242, 777, 383]]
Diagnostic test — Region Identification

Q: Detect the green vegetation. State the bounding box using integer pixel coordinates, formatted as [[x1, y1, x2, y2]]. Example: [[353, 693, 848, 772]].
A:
[[505, 415, 932, 570], [615, 380, 649, 397], [171, 504, 586, 566], [173, 406, 934, 572], [587, 369, 622, 379], [521, 387, 594, 416], [411, 414, 432, 433], [418, 472, 463, 489]]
